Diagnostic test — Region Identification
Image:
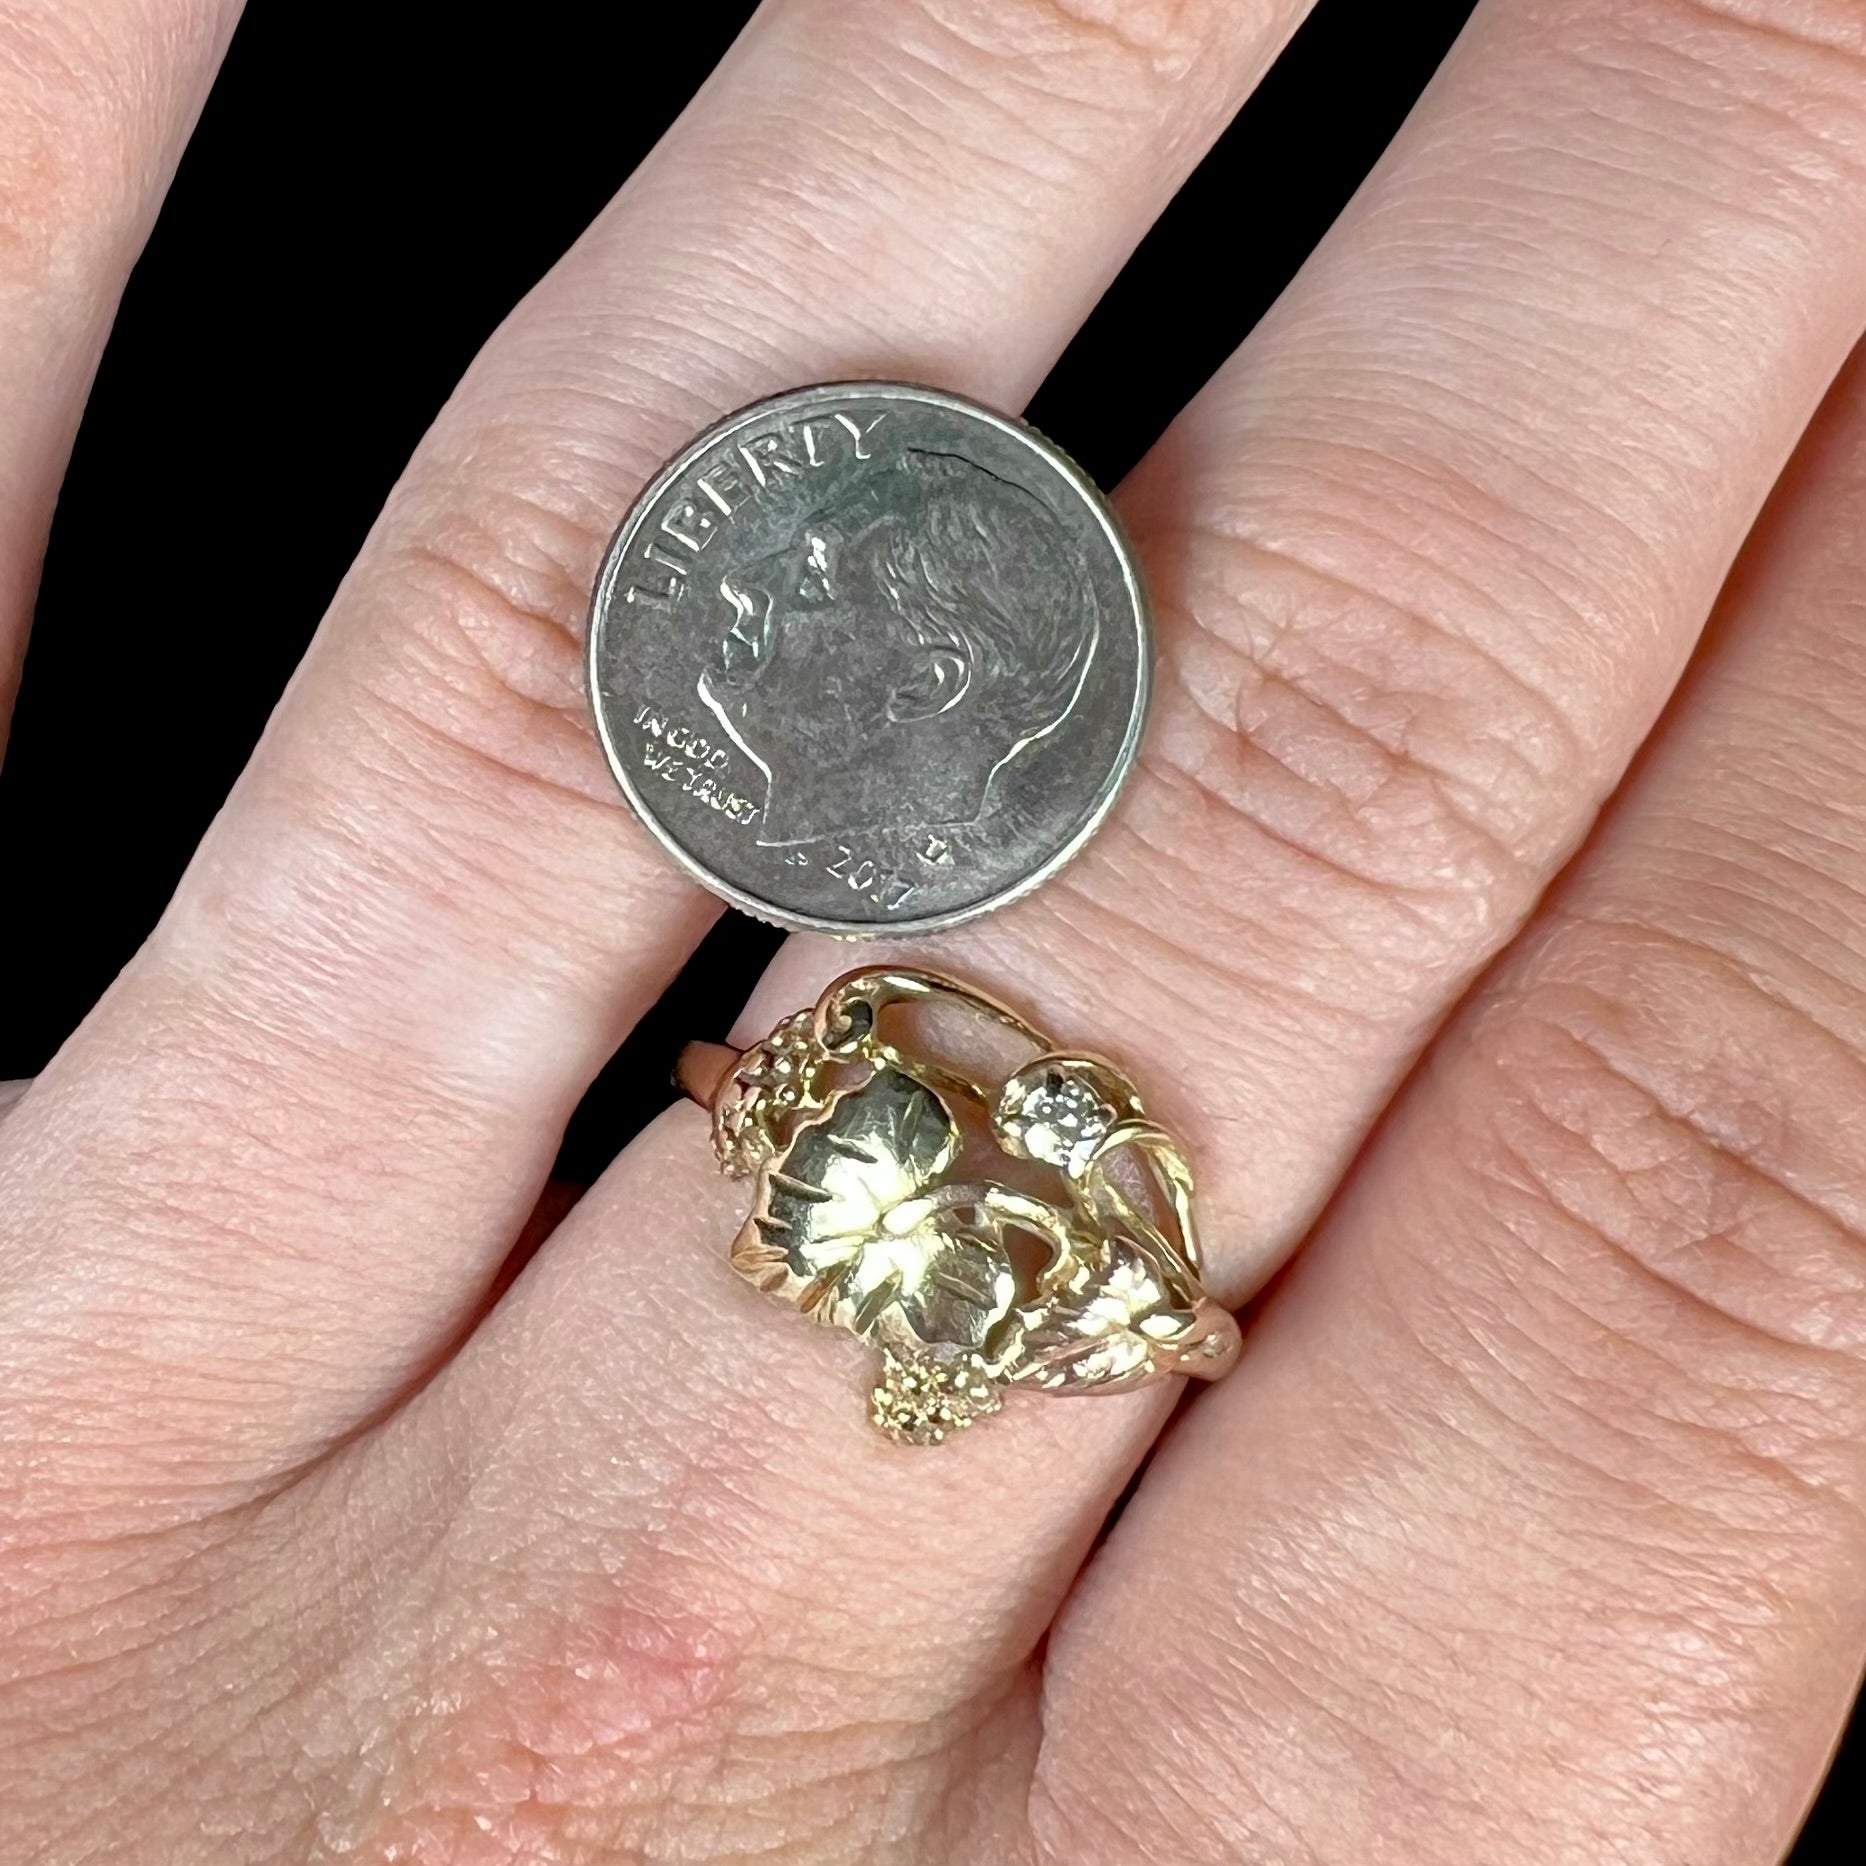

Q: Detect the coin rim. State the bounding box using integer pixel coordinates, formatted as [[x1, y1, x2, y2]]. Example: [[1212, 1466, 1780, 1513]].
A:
[[586, 379, 1152, 937]]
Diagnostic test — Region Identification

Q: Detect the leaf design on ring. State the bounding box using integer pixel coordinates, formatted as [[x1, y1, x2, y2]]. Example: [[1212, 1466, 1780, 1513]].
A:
[[1014, 1234, 1205, 1392], [731, 1067, 1019, 1354]]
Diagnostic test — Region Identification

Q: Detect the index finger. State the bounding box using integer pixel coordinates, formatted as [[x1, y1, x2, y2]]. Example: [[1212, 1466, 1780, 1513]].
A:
[[0, 0, 243, 750]]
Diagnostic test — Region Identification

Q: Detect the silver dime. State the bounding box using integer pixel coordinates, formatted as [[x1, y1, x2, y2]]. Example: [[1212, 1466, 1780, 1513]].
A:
[[587, 382, 1149, 936]]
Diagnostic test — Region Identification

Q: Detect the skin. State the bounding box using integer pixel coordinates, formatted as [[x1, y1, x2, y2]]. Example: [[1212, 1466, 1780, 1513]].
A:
[[2, 0, 1865, 1859]]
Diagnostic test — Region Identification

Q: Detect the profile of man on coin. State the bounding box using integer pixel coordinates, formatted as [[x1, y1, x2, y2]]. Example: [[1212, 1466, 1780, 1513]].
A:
[[695, 449, 1101, 851], [588, 382, 1150, 935]]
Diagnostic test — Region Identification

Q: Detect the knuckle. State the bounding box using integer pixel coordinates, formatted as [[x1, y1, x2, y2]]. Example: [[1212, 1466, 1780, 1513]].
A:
[[752, 0, 1250, 306], [908, 0, 1214, 79], [1448, 909, 1866, 1465], [1633, 0, 1866, 71], [311, 1508, 1020, 1866], [1139, 473, 1591, 954], [1555, 0, 1866, 196], [321, 1564, 741, 1862], [977, 464, 1606, 1269], [355, 465, 616, 812]]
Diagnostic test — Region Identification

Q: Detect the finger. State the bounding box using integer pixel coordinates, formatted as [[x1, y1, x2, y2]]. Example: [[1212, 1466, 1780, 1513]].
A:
[[0, 0, 242, 752], [0, 0, 1314, 1492], [427, 0, 1866, 1835], [1038, 336, 1866, 1866], [746, 0, 1866, 1304], [308, 1099, 1175, 1866]]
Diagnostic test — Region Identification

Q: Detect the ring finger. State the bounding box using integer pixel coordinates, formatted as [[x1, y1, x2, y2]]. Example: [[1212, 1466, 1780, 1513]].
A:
[[1038, 326, 1866, 1866], [750, 0, 1866, 1300]]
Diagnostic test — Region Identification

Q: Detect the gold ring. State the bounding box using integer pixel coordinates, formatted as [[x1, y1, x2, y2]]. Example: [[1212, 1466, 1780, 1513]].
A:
[[678, 967, 1240, 1445]]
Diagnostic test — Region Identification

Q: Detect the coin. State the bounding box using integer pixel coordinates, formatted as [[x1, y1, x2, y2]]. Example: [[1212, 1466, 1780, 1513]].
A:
[[587, 382, 1150, 936]]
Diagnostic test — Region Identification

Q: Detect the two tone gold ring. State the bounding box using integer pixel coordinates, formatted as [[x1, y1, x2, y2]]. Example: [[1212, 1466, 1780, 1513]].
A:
[[678, 967, 1239, 1445]]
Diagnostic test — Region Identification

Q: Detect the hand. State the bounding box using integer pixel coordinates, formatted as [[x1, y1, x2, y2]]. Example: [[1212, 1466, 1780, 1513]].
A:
[[4, 2, 1865, 1861]]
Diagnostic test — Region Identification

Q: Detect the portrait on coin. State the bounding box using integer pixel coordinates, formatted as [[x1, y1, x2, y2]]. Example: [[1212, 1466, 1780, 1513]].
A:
[[697, 448, 1100, 847]]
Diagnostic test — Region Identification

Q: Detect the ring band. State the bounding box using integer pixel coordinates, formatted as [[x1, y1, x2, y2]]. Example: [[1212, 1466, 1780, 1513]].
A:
[[679, 967, 1240, 1444]]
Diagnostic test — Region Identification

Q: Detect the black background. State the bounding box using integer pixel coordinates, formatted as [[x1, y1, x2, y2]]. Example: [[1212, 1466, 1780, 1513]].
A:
[[0, 0, 1855, 1851]]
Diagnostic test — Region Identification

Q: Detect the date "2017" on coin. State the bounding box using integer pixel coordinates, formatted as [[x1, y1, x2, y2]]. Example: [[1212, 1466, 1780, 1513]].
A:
[[779, 838, 920, 914], [636, 702, 920, 914]]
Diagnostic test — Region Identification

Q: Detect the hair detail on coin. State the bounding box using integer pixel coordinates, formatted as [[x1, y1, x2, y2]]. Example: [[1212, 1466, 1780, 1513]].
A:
[[698, 446, 1101, 849], [873, 450, 1096, 734]]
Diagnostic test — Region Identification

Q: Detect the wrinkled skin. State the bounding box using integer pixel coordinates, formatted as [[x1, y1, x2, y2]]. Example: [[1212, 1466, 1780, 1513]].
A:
[[4, 1, 1866, 1861]]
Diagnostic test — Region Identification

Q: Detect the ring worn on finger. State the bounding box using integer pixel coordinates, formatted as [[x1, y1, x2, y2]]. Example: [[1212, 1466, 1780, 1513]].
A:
[[679, 966, 1240, 1445]]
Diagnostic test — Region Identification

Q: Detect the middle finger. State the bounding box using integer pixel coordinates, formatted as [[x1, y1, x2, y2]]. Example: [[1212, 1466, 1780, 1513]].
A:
[[0, 0, 1313, 1482]]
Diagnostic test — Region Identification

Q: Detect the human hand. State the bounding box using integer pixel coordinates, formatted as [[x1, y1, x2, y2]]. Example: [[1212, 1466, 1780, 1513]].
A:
[[4, 2, 1866, 1862]]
